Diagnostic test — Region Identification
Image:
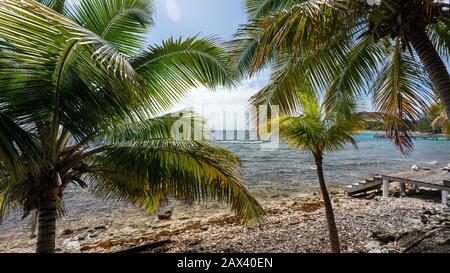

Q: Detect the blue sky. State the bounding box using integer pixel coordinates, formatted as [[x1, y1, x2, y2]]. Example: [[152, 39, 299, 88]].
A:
[[146, 0, 270, 130], [147, 0, 248, 43]]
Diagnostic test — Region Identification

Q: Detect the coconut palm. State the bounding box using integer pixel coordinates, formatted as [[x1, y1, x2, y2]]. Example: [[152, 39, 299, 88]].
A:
[[0, 0, 264, 253], [268, 89, 379, 253], [430, 103, 450, 135], [233, 0, 449, 148]]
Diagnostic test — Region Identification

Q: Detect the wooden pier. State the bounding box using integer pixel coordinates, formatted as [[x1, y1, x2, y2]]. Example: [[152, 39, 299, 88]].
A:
[[345, 169, 450, 205], [381, 169, 450, 205], [344, 176, 383, 196]]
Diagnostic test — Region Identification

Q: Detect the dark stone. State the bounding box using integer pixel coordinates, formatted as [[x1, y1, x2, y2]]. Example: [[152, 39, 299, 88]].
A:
[[186, 246, 204, 253], [371, 231, 398, 245], [61, 229, 74, 236], [157, 210, 173, 221], [436, 238, 450, 246], [94, 225, 107, 231]]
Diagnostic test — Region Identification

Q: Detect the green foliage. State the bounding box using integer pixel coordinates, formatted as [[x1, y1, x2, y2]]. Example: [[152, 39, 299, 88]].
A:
[[131, 36, 235, 115], [272, 91, 369, 156], [67, 0, 154, 56], [234, 0, 447, 154], [414, 117, 434, 133], [365, 121, 385, 131], [0, 0, 264, 225]]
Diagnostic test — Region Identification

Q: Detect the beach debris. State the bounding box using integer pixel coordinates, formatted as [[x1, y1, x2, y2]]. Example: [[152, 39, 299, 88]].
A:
[[114, 239, 173, 253], [411, 165, 419, 171], [299, 202, 322, 213], [94, 225, 108, 231], [157, 210, 173, 221], [61, 229, 74, 236], [371, 208, 450, 253], [63, 240, 81, 252], [365, 241, 384, 253], [2, 191, 448, 253]]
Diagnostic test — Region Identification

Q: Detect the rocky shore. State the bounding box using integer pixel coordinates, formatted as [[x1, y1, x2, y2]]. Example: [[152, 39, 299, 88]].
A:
[[1, 184, 449, 253], [141, 192, 448, 253]]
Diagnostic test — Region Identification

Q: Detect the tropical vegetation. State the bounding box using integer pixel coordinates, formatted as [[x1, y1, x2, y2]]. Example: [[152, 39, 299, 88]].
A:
[[233, 0, 450, 153], [231, 0, 450, 253], [265, 84, 402, 252], [430, 103, 450, 134], [0, 0, 264, 253]]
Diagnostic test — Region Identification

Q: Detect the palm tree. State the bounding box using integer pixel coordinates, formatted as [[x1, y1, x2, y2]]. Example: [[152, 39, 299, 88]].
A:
[[0, 0, 264, 253], [269, 89, 375, 253], [233, 0, 449, 143], [430, 103, 450, 135]]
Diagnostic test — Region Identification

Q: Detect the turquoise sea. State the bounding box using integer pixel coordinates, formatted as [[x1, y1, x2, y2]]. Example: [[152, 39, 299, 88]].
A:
[[1, 132, 450, 237], [215, 132, 450, 190]]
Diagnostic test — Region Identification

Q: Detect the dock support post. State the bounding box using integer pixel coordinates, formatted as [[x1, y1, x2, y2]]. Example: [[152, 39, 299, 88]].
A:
[[383, 179, 389, 197], [399, 183, 406, 196], [442, 191, 449, 206]]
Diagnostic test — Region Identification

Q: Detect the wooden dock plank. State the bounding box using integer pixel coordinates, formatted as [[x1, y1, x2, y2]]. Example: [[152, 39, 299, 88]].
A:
[[380, 169, 450, 205], [345, 169, 450, 204], [381, 169, 450, 191]]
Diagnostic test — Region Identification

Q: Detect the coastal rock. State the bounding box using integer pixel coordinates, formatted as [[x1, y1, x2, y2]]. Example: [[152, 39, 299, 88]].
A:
[[436, 238, 450, 246], [63, 240, 81, 252], [61, 229, 74, 236], [371, 231, 398, 245], [157, 210, 173, 221], [365, 241, 383, 253], [94, 225, 108, 231]]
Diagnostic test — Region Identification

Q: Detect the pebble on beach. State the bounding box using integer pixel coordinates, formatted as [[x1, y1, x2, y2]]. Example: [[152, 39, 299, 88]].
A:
[[0, 187, 448, 253]]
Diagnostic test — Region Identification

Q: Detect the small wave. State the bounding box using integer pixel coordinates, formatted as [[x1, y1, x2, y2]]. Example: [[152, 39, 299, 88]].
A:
[[217, 140, 265, 144], [421, 160, 438, 165]]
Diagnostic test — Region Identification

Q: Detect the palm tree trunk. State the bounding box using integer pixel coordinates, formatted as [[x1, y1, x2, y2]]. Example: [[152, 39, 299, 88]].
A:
[[36, 196, 57, 253], [409, 30, 450, 119], [314, 155, 341, 253]]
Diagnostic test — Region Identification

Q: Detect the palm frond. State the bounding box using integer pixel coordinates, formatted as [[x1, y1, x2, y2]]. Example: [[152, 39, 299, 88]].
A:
[[245, 0, 300, 19], [372, 39, 434, 122], [324, 36, 387, 107], [37, 0, 67, 13], [67, 0, 154, 56], [0, 113, 43, 175], [97, 111, 207, 145], [130, 36, 234, 115], [0, 0, 146, 141], [428, 17, 450, 62], [248, 36, 353, 116], [239, 0, 356, 73], [432, 113, 450, 135], [85, 140, 265, 223]]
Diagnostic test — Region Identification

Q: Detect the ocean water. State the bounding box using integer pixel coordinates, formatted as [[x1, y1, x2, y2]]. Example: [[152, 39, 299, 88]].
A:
[[1, 132, 450, 238], [215, 132, 450, 190]]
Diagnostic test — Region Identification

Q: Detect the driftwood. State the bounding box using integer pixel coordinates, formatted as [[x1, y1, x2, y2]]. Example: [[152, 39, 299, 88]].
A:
[[401, 228, 444, 253], [114, 239, 173, 254]]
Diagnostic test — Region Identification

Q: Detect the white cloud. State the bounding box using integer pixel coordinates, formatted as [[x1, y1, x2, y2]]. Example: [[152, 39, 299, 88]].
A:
[[170, 73, 270, 130], [166, 0, 181, 22]]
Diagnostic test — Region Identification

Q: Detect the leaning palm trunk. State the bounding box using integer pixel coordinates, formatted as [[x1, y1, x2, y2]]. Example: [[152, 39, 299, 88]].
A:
[[314, 155, 340, 253], [36, 196, 57, 253], [410, 30, 450, 119]]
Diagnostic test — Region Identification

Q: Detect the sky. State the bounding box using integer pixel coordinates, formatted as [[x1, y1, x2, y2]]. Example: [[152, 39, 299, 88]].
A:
[[146, 0, 271, 130]]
